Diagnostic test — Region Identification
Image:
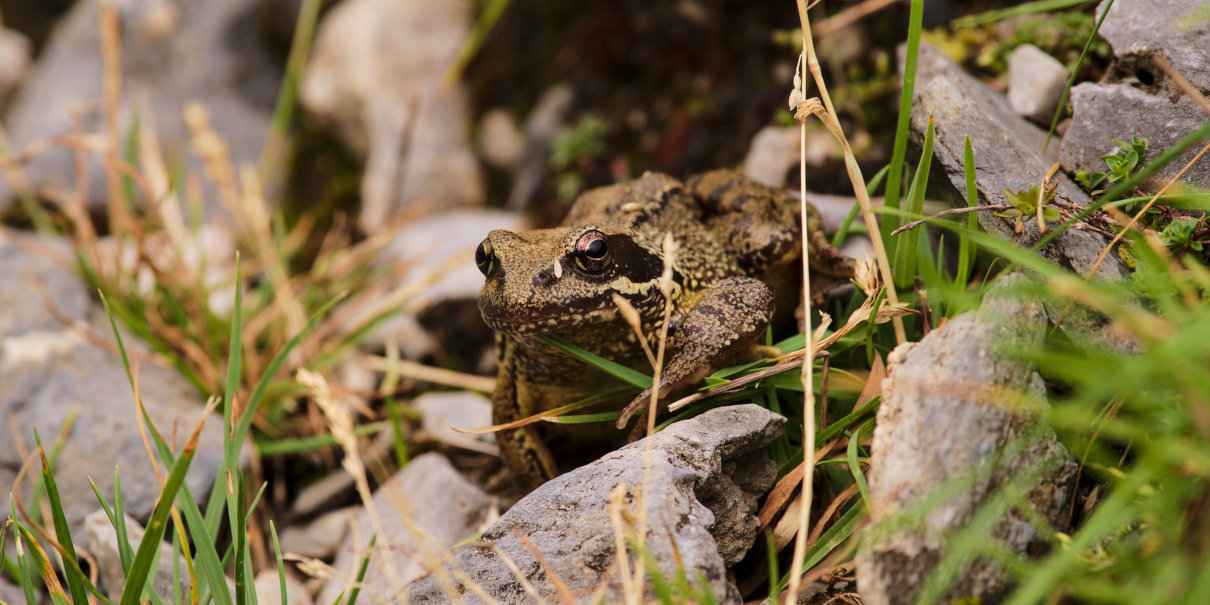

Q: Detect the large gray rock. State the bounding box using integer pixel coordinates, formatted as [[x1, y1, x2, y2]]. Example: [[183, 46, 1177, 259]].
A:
[[84, 510, 193, 600], [302, 0, 484, 233], [0, 0, 279, 215], [407, 405, 785, 605], [909, 43, 1123, 277], [318, 453, 492, 605], [0, 230, 226, 543], [1007, 44, 1068, 124], [857, 275, 1078, 605], [0, 27, 30, 106], [1060, 83, 1210, 191], [1097, 0, 1210, 91]]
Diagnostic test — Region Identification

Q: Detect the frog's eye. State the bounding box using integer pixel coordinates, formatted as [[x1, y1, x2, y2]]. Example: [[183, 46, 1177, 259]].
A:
[[576, 230, 609, 260], [573, 230, 609, 272], [475, 239, 496, 277]]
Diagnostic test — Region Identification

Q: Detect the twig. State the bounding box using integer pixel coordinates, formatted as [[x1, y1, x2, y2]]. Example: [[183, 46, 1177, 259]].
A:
[[814, 0, 901, 37], [890, 204, 1013, 236], [1154, 54, 1210, 117]]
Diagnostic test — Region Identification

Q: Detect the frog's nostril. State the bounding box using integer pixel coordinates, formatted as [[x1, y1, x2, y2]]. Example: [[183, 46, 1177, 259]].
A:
[[475, 239, 496, 277]]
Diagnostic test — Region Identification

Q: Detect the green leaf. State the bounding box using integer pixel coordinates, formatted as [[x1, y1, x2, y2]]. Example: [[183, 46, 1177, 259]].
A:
[[539, 336, 651, 389], [36, 435, 89, 605]]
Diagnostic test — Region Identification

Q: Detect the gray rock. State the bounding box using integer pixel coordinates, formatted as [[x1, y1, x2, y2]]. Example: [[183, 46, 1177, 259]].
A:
[[909, 43, 1123, 277], [302, 0, 484, 233], [0, 575, 24, 605], [407, 405, 785, 605], [351, 209, 524, 367], [0, 0, 279, 215], [1007, 44, 1068, 124], [478, 109, 525, 170], [414, 391, 497, 455], [254, 570, 312, 605], [505, 85, 575, 211], [83, 510, 225, 600], [1098, 0, 1210, 91], [0, 28, 31, 106], [280, 507, 355, 560], [857, 274, 1078, 605], [318, 453, 491, 605], [0, 230, 226, 543], [1060, 83, 1210, 191]]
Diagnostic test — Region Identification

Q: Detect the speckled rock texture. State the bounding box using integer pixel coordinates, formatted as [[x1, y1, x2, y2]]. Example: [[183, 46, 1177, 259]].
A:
[[407, 405, 785, 605], [857, 274, 1078, 605]]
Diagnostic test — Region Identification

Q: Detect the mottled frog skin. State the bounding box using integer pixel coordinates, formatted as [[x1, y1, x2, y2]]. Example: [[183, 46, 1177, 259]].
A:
[[476, 170, 851, 487]]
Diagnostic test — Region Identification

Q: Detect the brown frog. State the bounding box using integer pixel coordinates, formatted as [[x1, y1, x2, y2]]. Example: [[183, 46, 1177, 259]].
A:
[[476, 170, 851, 487]]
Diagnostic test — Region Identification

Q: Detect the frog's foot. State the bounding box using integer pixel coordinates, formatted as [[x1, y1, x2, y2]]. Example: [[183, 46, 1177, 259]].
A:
[[615, 276, 774, 431]]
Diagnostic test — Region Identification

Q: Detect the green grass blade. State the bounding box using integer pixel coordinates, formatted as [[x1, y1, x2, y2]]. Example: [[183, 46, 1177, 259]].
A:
[[955, 0, 1095, 28], [112, 468, 134, 573], [955, 137, 979, 288], [539, 336, 651, 389], [35, 435, 89, 605], [833, 163, 890, 247], [846, 422, 873, 511], [119, 425, 204, 605], [1043, 0, 1116, 150], [892, 118, 935, 288], [343, 536, 376, 605], [881, 0, 925, 239], [269, 522, 288, 605]]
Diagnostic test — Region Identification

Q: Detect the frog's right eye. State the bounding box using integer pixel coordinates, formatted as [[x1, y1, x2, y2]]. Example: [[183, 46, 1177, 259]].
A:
[[475, 239, 496, 277]]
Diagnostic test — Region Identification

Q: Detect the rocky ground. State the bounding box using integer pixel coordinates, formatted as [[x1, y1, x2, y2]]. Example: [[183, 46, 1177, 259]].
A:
[[0, 1, 1208, 604]]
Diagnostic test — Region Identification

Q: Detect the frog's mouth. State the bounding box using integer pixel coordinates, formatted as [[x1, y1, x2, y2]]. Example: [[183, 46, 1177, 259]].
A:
[[478, 290, 619, 336]]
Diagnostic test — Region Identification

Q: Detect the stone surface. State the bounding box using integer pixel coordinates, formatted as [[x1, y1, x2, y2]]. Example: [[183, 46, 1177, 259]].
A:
[[0, 27, 31, 105], [1060, 82, 1210, 191], [353, 209, 524, 368], [0, 230, 226, 543], [414, 391, 497, 455], [254, 570, 312, 605], [1007, 44, 1068, 123], [0, 0, 280, 215], [857, 275, 1078, 605], [0, 575, 24, 605], [302, 0, 484, 233], [909, 43, 1123, 277], [407, 405, 785, 605], [478, 109, 525, 170], [280, 507, 355, 560], [83, 510, 227, 600], [1097, 0, 1210, 91], [318, 453, 491, 605]]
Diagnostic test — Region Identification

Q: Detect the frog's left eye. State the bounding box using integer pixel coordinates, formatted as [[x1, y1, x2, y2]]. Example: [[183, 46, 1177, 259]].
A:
[[574, 230, 610, 272]]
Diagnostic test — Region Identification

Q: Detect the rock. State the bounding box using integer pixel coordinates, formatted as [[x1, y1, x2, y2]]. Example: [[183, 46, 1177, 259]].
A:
[[0, 230, 226, 543], [1007, 44, 1068, 124], [1097, 0, 1210, 92], [289, 429, 398, 518], [857, 274, 1078, 605], [0, 575, 24, 605], [1061, 83, 1210, 191], [407, 405, 785, 604], [302, 0, 484, 233], [414, 391, 497, 455], [506, 85, 575, 210], [908, 43, 1123, 278], [0, 0, 280, 216], [254, 570, 312, 605], [317, 453, 491, 605], [83, 510, 221, 599], [352, 209, 524, 368], [742, 125, 843, 189], [478, 109, 525, 170], [0, 28, 31, 105], [280, 507, 355, 560]]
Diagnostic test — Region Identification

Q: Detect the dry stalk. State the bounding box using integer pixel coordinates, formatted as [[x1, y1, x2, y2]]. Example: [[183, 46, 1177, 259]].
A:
[[358, 354, 496, 393], [1087, 142, 1210, 276], [814, 0, 901, 37], [1154, 54, 1210, 117], [793, 0, 906, 346]]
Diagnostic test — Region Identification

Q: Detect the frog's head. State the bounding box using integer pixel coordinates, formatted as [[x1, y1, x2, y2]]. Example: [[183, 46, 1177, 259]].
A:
[[475, 225, 667, 336]]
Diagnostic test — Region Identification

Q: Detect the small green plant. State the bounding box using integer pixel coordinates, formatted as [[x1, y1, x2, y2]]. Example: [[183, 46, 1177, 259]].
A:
[[1076, 136, 1150, 192], [551, 113, 609, 200], [1160, 216, 1204, 253]]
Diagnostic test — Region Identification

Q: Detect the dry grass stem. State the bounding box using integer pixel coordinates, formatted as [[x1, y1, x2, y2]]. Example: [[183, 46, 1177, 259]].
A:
[[891, 203, 1013, 235], [358, 354, 496, 393], [1037, 162, 1061, 234], [1154, 54, 1210, 117], [814, 0, 901, 37]]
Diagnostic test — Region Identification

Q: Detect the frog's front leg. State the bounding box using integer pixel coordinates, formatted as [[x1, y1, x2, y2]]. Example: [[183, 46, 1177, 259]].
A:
[[493, 363, 560, 488], [616, 276, 774, 429]]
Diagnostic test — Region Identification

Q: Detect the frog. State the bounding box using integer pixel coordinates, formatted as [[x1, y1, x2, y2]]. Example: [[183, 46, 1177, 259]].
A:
[[475, 169, 852, 487]]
